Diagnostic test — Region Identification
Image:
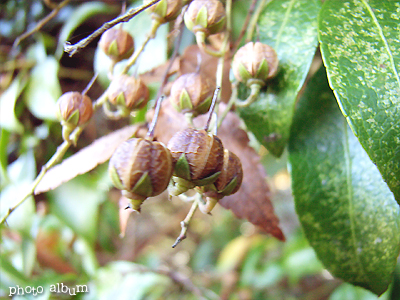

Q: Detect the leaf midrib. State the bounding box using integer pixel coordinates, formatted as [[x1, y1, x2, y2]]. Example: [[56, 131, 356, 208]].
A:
[[273, 0, 295, 49], [342, 118, 368, 282], [360, 0, 400, 93]]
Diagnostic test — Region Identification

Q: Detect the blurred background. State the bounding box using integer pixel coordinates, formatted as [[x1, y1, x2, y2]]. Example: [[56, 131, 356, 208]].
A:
[[1, 0, 399, 299]]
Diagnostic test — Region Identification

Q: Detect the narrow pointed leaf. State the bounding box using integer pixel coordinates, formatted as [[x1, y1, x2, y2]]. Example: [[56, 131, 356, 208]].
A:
[[238, 0, 321, 157], [319, 0, 400, 203], [288, 67, 400, 296]]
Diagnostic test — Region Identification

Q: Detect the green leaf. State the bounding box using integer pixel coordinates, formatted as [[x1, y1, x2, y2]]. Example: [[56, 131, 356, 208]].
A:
[[55, 1, 116, 59], [288, 67, 400, 296], [238, 0, 321, 157], [48, 173, 107, 245], [0, 72, 27, 133], [330, 283, 390, 300], [0, 150, 36, 234], [0, 128, 10, 187], [24, 57, 61, 121], [318, 0, 400, 203]]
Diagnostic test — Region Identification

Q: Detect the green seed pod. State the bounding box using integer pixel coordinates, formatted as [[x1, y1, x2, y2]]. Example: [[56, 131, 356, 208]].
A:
[[144, 0, 183, 23], [232, 41, 278, 87], [98, 27, 134, 62], [109, 138, 174, 212], [199, 149, 243, 213], [107, 75, 149, 116], [169, 72, 215, 117], [184, 0, 226, 36], [167, 128, 224, 196]]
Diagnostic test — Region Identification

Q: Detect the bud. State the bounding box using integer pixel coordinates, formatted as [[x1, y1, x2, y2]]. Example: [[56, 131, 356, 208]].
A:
[[57, 91, 93, 143], [144, 0, 183, 23], [107, 75, 149, 115], [109, 138, 174, 211], [184, 0, 226, 36], [169, 72, 215, 117], [199, 149, 243, 213], [57, 91, 93, 127], [98, 27, 134, 62], [232, 41, 278, 87], [167, 128, 224, 195]]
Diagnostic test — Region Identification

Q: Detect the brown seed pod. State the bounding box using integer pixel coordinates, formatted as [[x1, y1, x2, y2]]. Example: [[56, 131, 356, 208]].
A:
[[144, 0, 183, 23], [199, 149, 243, 213], [57, 91, 93, 143], [57, 91, 93, 126], [167, 128, 224, 195], [169, 72, 215, 117], [98, 27, 134, 62], [232, 41, 278, 87], [107, 75, 149, 114], [184, 0, 226, 36], [109, 138, 174, 212]]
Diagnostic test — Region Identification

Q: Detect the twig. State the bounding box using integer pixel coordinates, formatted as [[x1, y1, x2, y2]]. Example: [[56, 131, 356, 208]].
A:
[[204, 87, 221, 132], [64, 0, 161, 57], [232, 0, 258, 53], [12, 0, 71, 51], [121, 19, 160, 74], [0, 88, 108, 225], [154, 13, 186, 102], [172, 200, 199, 248], [146, 96, 164, 140]]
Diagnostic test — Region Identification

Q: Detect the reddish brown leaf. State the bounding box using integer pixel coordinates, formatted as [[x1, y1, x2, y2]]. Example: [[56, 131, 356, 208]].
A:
[[217, 112, 285, 241], [34, 124, 146, 194], [151, 102, 285, 241]]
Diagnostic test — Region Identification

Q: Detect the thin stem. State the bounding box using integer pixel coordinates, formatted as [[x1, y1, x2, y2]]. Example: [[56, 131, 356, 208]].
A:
[[235, 83, 261, 107], [204, 87, 220, 132], [217, 83, 238, 128], [146, 96, 164, 140], [172, 200, 199, 248], [211, 0, 231, 130], [0, 91, 108, 225], [232, 0, 258, 53], [64, 0, 161, 57], [155, 17, 185, 102], [121, 20, 160, 74], [82, 73, 98, 96], [196, 32, 223, 57], [0, 127, 82, 225], [246, 0, 270, 43], [12, 0, 71, 52]]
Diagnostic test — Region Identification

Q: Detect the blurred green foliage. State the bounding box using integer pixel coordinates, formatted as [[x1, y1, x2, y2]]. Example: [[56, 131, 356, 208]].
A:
[[0, 1, 398, 299]]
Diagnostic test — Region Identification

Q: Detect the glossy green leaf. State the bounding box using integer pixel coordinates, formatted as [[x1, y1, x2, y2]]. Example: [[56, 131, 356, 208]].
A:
[[55, 1, 115, 59], [288, 67, 400, 296], [319, 0, 400, 203], [0, 72, 27, 134], [238, 0, 321, 157], [24, 57, 61, 121]]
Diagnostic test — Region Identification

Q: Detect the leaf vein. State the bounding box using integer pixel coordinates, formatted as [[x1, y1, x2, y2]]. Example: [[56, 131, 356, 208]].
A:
[[361, 0, 400, 89]]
